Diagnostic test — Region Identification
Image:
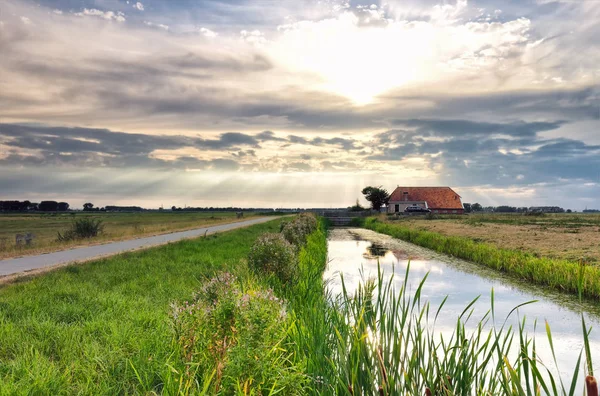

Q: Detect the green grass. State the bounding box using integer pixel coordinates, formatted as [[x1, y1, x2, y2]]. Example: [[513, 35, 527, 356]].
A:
[[284, 218, 596, 394], [0, 211, 259, 259], [2, 214, 596, 394], [361, 217, 600, 300], [319, 262, 594, 395], [0, 219, 283, 394]]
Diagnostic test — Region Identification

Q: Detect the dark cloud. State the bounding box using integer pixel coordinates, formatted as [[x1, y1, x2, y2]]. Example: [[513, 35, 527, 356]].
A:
[[255, 130, 287, 142], [388, 119, 565, 138], [367, 123, 600, 187], [0, 123, 364, 169], [0, 124, 256, 156]]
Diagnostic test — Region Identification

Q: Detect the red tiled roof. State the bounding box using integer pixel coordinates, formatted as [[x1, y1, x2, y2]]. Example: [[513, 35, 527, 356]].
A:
[[389, 187, 464, 210]]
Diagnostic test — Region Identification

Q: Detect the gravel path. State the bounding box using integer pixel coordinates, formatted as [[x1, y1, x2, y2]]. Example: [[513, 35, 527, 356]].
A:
[[0, 216, 278, 278]]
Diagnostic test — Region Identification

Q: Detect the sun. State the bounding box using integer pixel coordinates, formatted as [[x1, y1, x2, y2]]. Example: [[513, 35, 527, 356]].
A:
[[269, 12, 431, 104]]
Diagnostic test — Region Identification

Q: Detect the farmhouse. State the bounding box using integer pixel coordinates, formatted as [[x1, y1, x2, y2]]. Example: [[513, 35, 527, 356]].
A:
[[388, 186, 465, 214]]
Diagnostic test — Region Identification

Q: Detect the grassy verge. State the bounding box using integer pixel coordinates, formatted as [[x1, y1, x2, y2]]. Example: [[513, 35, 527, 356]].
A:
[[2, 213, 597, 394], [0, 211, 259, 260], [283, 217, 596, 394], [361, 217, 600, 300], [0, 219, 283, 394], [324, 262, 596, 395]]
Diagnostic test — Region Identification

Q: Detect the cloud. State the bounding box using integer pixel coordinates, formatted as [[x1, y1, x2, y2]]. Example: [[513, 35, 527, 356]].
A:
[[0, 123, 366, 170], [143, 21, 169, 30], [240, 29, 266, 44], [200, 27, 217, 37], [1, 0, 599, 208], [75, 9, 126, 22], [133, 2, 144, 11]]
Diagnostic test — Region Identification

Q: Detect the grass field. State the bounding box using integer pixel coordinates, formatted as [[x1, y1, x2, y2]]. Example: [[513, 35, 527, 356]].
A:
[[0, 218, 284, 394], [0, 211, 260, 260], [363, 215, 600, 300], [385, 212, 600, 263], [1, 213, 598, 394]]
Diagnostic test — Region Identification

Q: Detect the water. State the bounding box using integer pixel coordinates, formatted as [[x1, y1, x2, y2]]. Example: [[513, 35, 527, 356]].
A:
[[325, 228, 600, 385]]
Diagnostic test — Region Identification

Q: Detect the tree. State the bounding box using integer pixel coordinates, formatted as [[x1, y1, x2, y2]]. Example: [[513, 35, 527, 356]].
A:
[[471, 203, 483, 212], [39, 201, 59, 211], [361, 186, 390, 211], [463, 203, 472, 213], [58, 202, 70, 211], [83, 203, 94, 211]]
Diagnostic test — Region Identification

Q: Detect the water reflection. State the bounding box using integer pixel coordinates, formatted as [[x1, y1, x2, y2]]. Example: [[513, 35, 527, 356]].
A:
[[364, 242, 387, 258], [325, 228, 600, 384]]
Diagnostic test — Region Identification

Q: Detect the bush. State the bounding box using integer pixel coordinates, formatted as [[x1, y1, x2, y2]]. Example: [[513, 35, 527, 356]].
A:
[[281, 213, 318, 247], [57, 218, 104, 241], [248, 233, 297, 284], [171, 273, 304, 395]]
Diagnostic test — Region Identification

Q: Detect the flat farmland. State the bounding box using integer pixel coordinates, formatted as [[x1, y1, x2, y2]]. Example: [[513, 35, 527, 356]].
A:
[[389, 213, 600, 264], [0, 211, 260, 260]]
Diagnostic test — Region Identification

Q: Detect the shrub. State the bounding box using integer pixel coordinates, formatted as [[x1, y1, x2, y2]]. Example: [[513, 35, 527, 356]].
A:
[[57, 218, 104, 241], [171, 273, 304, 395], [248, 233, 297, 284], [281, 213, 318, 247]]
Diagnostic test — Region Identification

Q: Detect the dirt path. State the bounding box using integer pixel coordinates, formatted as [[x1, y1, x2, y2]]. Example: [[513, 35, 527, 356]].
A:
[[0, 216, 278, 280]]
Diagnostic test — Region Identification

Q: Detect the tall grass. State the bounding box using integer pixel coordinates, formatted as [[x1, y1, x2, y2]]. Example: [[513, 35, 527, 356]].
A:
[[0, 219, 285, 394], [288, 217, 597, 395], [56, 217, 104, 241], [319, 263, 595, 395], [3, 214, 596, 394], [362, 217, 600, 300]]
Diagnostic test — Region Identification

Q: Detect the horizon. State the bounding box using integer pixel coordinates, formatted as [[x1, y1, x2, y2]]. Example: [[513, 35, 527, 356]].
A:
[[1, 0, 599, 209]]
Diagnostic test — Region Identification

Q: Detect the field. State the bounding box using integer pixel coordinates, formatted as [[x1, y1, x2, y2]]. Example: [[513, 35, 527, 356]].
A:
[[1, 213, 598, 394], [0, 211, 260, 260], [0, 218, 285, 394], [363, 213, 600, 300], [387, 212, 600, 264]]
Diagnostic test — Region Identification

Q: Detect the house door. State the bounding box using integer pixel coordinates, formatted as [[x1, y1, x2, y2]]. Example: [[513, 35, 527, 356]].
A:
[[395, 204, 400, 213]]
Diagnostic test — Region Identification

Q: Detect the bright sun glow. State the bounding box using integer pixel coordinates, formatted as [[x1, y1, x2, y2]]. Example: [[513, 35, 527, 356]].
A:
[[271, 12, 432, 104]]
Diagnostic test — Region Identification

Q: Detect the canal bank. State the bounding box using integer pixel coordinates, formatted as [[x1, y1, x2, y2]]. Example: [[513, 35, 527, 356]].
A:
[[325, 227, 600, 388]]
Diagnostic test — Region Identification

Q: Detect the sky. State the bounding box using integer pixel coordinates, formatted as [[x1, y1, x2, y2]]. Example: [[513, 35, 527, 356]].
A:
[[0, 0, 598, 209]]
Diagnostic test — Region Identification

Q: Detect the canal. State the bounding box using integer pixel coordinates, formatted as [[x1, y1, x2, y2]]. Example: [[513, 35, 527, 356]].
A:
[[325, 227, 600, 386]]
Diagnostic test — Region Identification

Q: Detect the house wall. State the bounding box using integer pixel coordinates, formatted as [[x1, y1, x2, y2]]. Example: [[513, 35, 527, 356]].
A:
[[387, 201, 428, 213]]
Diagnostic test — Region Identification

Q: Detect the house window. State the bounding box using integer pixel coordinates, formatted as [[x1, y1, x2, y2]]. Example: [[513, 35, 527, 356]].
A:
[[395, 204, 400, 213], [434, 210, 439, 213], [452, 210, 457, 213]]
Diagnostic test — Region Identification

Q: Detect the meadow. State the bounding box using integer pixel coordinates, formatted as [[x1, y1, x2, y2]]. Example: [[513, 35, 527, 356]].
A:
[[0, 211, 260, 260], [386, 212, 600, 263], [0, 218, 283, 394], [361, 215, 600, 300], [0, 213, 598, 394]]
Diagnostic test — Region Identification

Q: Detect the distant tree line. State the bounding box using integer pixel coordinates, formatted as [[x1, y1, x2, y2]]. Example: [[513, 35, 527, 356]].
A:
[[0, 200, 70, 212], [170, 206, 276, 212], [463, 203, 570, 213]]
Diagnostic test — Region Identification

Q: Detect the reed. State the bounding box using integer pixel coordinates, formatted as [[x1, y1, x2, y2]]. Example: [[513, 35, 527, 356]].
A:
[[362, 217, 600, 300], [288, 217, 596, 395]]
